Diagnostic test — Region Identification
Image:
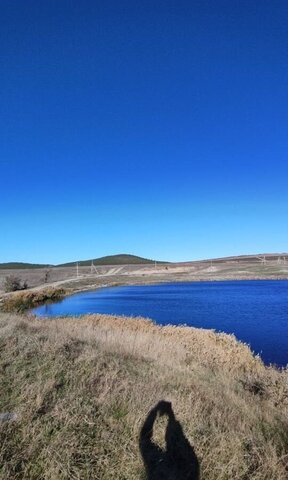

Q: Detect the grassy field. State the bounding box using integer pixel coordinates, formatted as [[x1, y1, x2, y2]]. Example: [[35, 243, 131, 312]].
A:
[[0, 311, 287, 479]]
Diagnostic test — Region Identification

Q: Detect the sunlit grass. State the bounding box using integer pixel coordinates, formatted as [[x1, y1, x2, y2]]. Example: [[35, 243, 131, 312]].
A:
[[0, 312, 287, 479]]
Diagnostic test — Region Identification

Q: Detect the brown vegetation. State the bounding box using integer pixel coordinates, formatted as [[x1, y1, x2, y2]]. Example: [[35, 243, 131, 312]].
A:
[[3, 275, 28, 293], [1, 288, 66, 313], [0, 311, 287, 479]]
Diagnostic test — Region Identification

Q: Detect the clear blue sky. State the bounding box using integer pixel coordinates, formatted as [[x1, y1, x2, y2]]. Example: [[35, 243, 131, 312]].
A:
[[1, 0, 287, 264]]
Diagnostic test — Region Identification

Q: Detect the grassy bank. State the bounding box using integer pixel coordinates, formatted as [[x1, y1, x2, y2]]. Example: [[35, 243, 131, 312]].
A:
[[0, 288, 67, 313], [0, 312, 287, 479]]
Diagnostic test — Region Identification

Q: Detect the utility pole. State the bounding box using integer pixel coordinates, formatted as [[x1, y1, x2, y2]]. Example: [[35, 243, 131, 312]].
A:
[[76, 262, 79, 278], [256, 255, 266, 266], [91, 260, 98, 275]]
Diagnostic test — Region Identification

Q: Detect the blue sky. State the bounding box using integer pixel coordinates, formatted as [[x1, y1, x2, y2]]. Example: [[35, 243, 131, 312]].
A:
[[1, 0, 287, 263]]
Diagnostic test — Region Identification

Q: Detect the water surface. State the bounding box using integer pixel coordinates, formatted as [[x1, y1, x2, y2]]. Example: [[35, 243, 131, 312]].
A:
[[33, 280, 288, 367]]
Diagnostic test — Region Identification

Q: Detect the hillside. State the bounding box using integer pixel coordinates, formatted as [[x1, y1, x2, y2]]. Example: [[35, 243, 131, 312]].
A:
[[1, 253, 287, 270], [57, 253, 167, 267], [192, 253, 288, 264], [0, 255, 165, 270], [0, 262, 51, 270], [0, 311, 287, 479]]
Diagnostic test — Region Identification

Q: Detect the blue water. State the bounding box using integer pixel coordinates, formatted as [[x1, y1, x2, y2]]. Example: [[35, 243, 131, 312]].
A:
[[32, 280, 288, 367]]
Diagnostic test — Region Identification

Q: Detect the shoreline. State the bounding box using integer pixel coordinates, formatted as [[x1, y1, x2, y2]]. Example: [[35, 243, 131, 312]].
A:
[[1, 277, 287, 371], [27, 278, 288, 370], [2, 275, 287, 312]]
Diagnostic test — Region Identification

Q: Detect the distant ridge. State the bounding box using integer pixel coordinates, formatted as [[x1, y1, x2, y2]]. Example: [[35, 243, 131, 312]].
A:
[[0, 254, 166, 269], [0, 262, 52, 270], [189, 253, 288, 264], [0, 253, 287, 269], [57, 254, 168, 267]]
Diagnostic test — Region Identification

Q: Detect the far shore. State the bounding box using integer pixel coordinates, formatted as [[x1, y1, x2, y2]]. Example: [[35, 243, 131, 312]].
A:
[[1, 255, 288, 302]]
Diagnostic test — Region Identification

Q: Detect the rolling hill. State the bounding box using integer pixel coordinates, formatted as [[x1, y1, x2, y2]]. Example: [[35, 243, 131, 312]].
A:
[[0, 262, 52, 270], [57, 254, 167, 267], [0, 254, 167, 269], [1, 253, 286, 270]]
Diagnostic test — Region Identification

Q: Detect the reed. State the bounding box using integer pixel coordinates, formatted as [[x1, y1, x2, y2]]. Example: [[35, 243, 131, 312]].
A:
[[1, 287, 67, 313]]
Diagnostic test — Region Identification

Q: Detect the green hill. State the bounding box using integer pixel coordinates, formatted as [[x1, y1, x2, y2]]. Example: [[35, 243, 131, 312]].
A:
[[0, 262, 51, 270], [58, 254, 167, 267], [0, 254, 168, 269]]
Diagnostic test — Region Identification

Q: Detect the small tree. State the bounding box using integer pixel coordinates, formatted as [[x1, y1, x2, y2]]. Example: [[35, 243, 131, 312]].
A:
[[3, 275, 23, 292]]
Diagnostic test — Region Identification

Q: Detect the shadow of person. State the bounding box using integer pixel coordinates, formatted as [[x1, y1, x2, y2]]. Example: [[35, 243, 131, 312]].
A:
[[139, 400, 200, 480]]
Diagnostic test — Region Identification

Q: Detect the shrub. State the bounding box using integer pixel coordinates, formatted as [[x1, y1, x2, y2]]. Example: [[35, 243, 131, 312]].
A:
[[3, 275, 28, 293]]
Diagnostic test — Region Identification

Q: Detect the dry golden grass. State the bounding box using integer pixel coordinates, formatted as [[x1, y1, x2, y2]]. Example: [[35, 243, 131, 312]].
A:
[[0, 288, 67, 313], [0, 312, 287, 479]]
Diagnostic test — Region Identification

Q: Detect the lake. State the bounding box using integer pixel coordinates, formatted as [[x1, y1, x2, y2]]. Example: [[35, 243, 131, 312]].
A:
[[32, 280, 288, 367]]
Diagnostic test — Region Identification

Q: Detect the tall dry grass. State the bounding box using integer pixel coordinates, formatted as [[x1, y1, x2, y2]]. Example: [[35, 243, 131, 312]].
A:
[[0, 312, 287, 479], [0, 288, 66, 313]]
